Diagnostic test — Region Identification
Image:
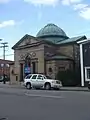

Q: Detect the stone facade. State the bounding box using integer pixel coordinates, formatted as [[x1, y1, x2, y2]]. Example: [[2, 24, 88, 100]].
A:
[[11, 40, 74, 82], [57, 45, 74, 58]]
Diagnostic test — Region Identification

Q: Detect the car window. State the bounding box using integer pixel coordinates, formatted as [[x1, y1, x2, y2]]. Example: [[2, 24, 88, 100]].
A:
[[43, 76, 47, 79], [37, 75, 43, 79], [31, 75, 37, 79], [25, 74, 32, 79]]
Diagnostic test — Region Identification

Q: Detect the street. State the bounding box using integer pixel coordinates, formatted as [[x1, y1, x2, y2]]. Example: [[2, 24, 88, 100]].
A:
[[0, 86, 90, 120]]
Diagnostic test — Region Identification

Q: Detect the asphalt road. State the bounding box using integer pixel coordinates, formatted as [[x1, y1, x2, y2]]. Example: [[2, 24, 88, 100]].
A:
[[0, 87, 90, 120]]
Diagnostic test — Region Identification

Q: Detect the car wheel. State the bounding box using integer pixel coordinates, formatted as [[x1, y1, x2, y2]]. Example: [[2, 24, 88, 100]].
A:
[[45, 83, 51, 90], [26, 83, 31, 89]]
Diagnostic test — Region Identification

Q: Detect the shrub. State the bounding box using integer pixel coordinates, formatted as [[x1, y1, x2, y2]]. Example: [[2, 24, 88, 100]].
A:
[[56, 68, 81, 86]]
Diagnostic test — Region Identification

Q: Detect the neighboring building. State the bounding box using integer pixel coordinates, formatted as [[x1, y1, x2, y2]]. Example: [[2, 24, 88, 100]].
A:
[[0, 59, 14, 77], [77, 39, 90, 86], [11, 23, 87, 82]]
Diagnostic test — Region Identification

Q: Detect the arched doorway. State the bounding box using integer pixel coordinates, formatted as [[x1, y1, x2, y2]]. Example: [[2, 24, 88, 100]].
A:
[[24, 55, 31, 77]]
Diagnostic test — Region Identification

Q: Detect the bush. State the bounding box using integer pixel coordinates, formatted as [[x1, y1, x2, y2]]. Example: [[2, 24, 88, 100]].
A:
[[56, 68, 81, 86]]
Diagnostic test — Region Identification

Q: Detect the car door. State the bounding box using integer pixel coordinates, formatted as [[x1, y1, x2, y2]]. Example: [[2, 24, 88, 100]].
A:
[[30, 74, 38, 87], [36, 75, 45, 87]]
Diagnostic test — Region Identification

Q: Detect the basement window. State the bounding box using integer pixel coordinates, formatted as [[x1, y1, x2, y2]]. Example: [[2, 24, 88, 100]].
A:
[[58, 67, 65, 71]]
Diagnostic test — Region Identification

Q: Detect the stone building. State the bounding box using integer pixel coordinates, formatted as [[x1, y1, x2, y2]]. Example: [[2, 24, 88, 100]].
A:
[[11, 23, 87, 83]]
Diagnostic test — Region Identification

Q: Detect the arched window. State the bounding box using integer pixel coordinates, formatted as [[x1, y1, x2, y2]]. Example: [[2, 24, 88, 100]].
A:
[[48, 67, 53, 72]]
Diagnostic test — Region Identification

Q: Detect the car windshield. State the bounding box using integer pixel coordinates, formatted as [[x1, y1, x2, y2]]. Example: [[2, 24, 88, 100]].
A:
[[25, 74, 32, 79]]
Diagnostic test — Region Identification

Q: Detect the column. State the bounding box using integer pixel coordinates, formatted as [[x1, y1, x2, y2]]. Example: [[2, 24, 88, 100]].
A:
[[20, 63, 24, 81], [38, 58, 44, 74], [80, 44, 84, 86]]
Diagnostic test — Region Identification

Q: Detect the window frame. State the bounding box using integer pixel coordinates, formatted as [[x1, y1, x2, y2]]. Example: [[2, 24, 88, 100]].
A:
[[85, 67, 90, 81]]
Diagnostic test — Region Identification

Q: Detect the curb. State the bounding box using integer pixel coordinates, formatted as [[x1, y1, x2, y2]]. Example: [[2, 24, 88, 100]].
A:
[[0, 84, 89, 92], [60, 88, 89, 92], [0, 84, 24, 89]]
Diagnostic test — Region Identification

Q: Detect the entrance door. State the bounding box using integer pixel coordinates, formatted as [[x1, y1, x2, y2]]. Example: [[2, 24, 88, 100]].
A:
[[32, 62, 36, 74], [24, 55, 31, 77]]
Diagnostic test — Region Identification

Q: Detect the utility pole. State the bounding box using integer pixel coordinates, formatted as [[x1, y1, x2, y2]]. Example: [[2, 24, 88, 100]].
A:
[[0, 42, 8, 60], [0, 42, 8, 84]]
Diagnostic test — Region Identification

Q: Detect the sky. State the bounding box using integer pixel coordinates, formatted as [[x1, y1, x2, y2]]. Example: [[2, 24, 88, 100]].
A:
[[0, 0, 90, 61]]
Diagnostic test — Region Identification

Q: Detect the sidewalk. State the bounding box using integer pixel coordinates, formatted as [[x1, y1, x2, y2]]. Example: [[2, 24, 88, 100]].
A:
[[0, 82, 24, 89], [61, 87, 89, 91]]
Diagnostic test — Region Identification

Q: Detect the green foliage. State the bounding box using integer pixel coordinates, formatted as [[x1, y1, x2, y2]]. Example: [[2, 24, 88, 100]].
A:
[[56, 68, 81, 86]]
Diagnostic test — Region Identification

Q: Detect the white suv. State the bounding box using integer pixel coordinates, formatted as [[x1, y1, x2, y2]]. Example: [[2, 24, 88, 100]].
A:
[[24, 74, 62, 90]]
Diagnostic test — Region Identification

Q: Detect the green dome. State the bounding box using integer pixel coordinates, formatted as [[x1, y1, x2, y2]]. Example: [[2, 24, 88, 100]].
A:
[[36, 23, 67, 38]]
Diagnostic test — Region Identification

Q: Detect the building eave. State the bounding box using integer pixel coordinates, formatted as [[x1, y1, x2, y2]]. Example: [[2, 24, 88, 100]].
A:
[[12, 34, 39, 50], [77, 38, 90, 44], [56, 35, 87, 45]]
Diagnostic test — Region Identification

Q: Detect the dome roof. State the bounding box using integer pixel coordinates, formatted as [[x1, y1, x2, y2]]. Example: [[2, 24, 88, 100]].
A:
[[36, 23, 67, 38]]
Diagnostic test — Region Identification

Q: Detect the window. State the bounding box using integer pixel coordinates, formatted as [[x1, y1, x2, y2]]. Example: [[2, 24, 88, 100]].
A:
[[58, 67, 65, 71], [85, 67, 90, 81], [87, 69, 90, 79], [31, 75, 37, 79], [37, 75, 43, 79], [25, 74, 32, 79], [6, 64, 9, 67], [1, 64, 4, 67], [48, 67, 53, 72]]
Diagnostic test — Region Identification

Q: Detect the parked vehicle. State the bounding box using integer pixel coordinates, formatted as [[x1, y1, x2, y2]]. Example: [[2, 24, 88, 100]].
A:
[[23, 74, 62, 90], [88, 81, 90, 89], [0, 75, 10, 82]]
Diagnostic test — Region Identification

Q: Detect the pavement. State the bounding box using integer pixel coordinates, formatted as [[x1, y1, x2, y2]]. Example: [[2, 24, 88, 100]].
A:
[[0, 82, 89, 91], [0, 86, 90, 120]]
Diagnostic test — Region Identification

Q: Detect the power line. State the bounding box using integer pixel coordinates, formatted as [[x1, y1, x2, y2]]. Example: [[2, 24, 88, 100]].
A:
[[0, 42, 8, 60]]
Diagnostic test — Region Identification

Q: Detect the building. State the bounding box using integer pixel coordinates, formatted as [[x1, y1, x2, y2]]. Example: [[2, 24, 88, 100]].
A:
[[77, 39, 90, 86], [0, 59, 13, 77], [11, 23, 87, 83]]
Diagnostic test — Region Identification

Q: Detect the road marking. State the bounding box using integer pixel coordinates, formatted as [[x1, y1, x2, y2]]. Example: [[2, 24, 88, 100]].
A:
[[25, 93, 64, 99]]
